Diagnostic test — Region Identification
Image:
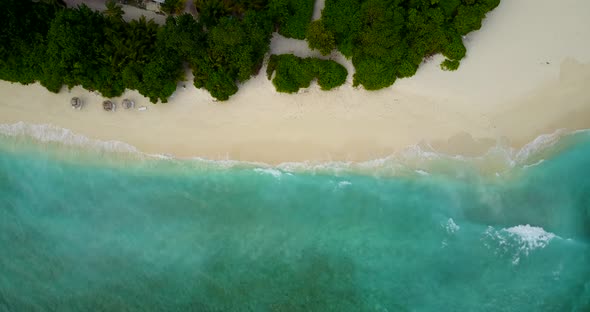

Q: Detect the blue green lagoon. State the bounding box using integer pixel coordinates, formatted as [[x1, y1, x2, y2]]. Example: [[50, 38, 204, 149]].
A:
[[0, 123, 589, 311]]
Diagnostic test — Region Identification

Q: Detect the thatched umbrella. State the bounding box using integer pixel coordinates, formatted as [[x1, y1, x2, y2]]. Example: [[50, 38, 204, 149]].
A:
[[71, 97, 82, 109], [103, 100, 116, 112], [122, 99, 135, 109]]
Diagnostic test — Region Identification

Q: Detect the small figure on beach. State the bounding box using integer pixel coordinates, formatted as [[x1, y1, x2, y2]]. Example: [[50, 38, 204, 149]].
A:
[[103, 100, 116, 112], [122, 99, 135, 109], [70, 97, 83, 110]]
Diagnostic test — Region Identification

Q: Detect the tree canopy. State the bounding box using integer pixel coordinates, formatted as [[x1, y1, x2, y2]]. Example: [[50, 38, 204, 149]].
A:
[[267, 54, 348, 93], [268, 0, 315, 39], [315, 0, 500, 89], [161, 0, 186, 15], [0, 0, 500, 103]]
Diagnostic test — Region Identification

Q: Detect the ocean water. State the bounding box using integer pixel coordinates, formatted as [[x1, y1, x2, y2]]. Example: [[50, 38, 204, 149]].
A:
[[0, 124, 589, 311]]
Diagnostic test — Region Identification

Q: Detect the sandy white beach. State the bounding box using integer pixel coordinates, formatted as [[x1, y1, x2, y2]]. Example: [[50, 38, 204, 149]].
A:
[[0, 0, 589, 164]]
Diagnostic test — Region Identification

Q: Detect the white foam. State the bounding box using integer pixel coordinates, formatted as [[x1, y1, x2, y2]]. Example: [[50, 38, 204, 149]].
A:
[[443, 218, 460, 234], [189, 156, 261, 169], [514, 129, 566, 165], [0, 122, 586, 176], [523, 159, 544, 169], [482, 224, 558, 265], [0, 121, 138, 153], [338, 181, 352, 188], [151, 153, 174, 160], [253, 168, 283, 178], [277, 160, 353, 175], [572, 128, 590, 135], [504, 224, 556, 252], [440, 218, 460, 248], [399, 144, 441, 160]]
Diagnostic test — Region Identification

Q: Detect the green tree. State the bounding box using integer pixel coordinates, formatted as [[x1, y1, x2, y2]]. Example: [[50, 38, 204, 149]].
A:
[[267, 54, 347, 93], [161, 0, 185, 15], [306, 21, 336, 55], [320, 0, 362, 57], [313, 59, 347, 90], [42, 5, 107, 91], [38, 0, 66, 9], [194, 0, 230, 26], [1, 0, 502, 103], [0, 0, 55, 84], [454, 4, 485, 35], [196, 0, 268, 26], [441, 59, 460, 71], [159, 14, 205, 62], [104, 0, 124, 21], [271, 0, 314, 39], [193, 11, 272, 100], [312, 0, 499, 90]]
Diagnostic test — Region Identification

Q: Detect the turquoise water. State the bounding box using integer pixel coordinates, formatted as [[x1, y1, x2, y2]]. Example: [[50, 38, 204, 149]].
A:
[[0, 127, 589, 311]]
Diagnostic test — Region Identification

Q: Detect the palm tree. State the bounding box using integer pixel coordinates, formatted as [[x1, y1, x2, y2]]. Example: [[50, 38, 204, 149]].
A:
[[100, 16, 158, 71], [105, 0, 125, 21], [38, 0, 67, 9], [161, 0, 186, 15], [194, 0, 230, 25], [229, 0, 267, 16]]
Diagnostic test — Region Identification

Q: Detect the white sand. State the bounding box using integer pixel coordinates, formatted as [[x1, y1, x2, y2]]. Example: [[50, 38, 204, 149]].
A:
[[1, 0, 589, 163], [64, 0, 167, 24]]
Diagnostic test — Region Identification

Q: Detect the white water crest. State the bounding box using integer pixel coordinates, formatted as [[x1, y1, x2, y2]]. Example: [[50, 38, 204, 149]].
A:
[[338, 181, 352, 188], [504, 224, 557, 251], [482, 224, 558, 265], [443, 218, 460, 234], [253, 168, 284, 178], [0, 121, 138, 153], [523, 159, 545, 169], [514, 129, 567, 164], [0, 122, 587, 175]]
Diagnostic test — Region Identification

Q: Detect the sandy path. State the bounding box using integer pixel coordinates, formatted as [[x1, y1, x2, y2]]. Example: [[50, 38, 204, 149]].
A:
[[64, 0, 167, 23]]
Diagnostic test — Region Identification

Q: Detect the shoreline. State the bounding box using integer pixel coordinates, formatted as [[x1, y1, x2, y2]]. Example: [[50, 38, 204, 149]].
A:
[[1, 0, 589, 164], [1, 122, 586, 179]]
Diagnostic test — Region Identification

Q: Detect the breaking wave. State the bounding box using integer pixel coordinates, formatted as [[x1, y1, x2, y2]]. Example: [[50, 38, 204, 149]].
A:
[[0, 121, 587, 177], [0, 121, 139, 154], [482, 225, 558, 265]]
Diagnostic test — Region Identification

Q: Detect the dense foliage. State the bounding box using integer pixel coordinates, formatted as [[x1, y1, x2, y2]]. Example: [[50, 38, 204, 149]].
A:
[[306, 20, 336, 55], [311, 0, 500, 89], [0, 0, 55, 85], [0, 0, 500, 103], [1, 0, 272, 102], [161, 0, 186, 15], [266, 54, 347, 93], [1, 0, 183, 102], [192, 13, 272, 100], [194, 0, 267, 27], [194, 0, 313, 39], [268, 0, 315, 39]]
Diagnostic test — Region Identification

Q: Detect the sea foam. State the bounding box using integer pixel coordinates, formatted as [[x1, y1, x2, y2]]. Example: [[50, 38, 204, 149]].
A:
[[504, 224, 557, 251], [514, 129, 567, 164], [0, 121, 138, 154], [482, 224, 558, 265], [338, 180, 352, 188], [253, 168, 283, 178], [0, 122, 587, 176], [443, 218, 460, 234]]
